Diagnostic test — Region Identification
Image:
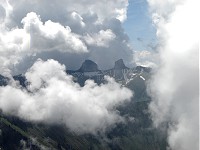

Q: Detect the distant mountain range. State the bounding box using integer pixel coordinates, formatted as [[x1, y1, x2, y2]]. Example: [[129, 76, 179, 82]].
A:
[[67, 59, 150, 86], [66, 59, 151, 102], [0, 60, 168, 150], [1, 59, 151, 102]]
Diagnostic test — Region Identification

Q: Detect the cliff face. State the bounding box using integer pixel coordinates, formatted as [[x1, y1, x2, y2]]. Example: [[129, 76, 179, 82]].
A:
[[0, 60, 166, 150], [114, 59, 128, 70], [78, 60, 99, 72]]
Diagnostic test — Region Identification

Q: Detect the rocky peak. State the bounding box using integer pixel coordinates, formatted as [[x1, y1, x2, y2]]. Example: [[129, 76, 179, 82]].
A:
[[114, 59, 128, 70], [78, 60, 99, 72], [0, 74, 9, 86]]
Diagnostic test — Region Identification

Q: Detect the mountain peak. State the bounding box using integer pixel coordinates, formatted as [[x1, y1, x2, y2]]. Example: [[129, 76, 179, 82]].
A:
[[114, 59, 128, 70], [78, 60, 99, 72]]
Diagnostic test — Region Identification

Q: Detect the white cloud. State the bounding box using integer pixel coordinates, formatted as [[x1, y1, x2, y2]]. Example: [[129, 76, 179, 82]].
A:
[[0, 59, 133, 134], [84, 29, 116, 47], [71, 11, 85, 27], [0, 0, 133, 135], [134, 50, 158, 68], [0, 12, 88, 75], [0, 5, 6, 23], [147, 0, 199, 149], [0, 0, 133, 74], [22, 12, 88, 53], [6, 0, 128, 26]]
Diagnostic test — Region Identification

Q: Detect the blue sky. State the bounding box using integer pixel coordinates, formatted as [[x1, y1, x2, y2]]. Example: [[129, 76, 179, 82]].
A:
[[123, 0, 157, 51]]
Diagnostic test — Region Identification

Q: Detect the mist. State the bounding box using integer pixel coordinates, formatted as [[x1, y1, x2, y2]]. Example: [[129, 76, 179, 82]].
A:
[[147, 0, 199, 149], [0, 59, 133, 134]]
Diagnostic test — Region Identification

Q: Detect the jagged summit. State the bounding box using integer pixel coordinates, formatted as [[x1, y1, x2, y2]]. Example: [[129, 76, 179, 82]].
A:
[[78, 60, 99, 72], [114, 59, 128, 70]]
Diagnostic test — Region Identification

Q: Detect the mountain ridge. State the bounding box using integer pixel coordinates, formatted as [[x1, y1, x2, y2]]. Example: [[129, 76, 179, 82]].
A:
[[0, 60, 168, 150]]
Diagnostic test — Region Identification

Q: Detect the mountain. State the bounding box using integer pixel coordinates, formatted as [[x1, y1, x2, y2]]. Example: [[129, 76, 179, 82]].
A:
[[0, 59, 151, 102], [0, 75, 8, 86], [135, 66, 151, 73], [0, 60, 167, 150], [13, 74, 27, 88], [67, 60, 103, 86], [67, 59, 151, 102], [78, 60, 100, 72], [114, 59, 128, 70], [104, 59, 130, 82]]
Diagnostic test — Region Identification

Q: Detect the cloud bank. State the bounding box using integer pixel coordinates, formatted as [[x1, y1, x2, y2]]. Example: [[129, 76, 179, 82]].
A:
[[0, 59, 132, 134], [0, 0, 134, 136], [0, 11, 87, 75], [147, 0, 199, 149], [0, 0, 132, 75], [134, 50, 158, 68]]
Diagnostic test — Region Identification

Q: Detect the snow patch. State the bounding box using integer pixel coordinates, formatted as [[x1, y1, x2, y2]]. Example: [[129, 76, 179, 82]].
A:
[[140, 76, 145, 81]]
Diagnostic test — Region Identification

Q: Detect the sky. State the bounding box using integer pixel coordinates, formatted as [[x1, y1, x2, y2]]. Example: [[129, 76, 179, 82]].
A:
[[0, 0, 199, 149], [123, 0, 157, 51], [0, 0, 134, 135], [0, 0, 157, 135], [0, 0, 158, 74], [0, 0, 134, 73]]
